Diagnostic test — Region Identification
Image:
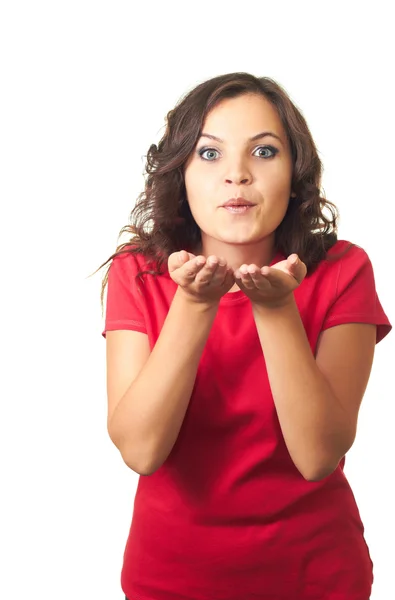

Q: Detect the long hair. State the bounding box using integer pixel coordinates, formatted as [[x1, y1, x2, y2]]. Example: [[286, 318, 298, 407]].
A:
[[91, 72, 352, 315]]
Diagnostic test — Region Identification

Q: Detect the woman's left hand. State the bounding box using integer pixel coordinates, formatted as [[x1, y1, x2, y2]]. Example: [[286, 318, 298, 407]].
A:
[[234, 254, 307, 308]]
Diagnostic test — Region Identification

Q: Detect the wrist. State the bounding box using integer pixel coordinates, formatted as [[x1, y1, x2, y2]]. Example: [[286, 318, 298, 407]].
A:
[[175, 287, 220, 313], [251, 293, 296, 313]]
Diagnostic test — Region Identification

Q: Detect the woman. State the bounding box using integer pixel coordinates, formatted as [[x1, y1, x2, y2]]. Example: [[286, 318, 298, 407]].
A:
[[96, 72, 391, 599]]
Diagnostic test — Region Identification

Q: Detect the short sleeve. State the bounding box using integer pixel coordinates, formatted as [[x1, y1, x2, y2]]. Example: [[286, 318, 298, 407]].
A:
[[321, 246, 392, 344], [101, 252, 147, 338]]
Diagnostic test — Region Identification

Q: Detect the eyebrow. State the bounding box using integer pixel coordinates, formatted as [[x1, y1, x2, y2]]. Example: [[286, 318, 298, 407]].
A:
[[199, 131, 283, 144]]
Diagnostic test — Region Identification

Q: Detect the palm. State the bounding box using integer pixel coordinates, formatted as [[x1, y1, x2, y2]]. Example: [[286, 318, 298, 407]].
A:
[[234, 255, 307, 306]]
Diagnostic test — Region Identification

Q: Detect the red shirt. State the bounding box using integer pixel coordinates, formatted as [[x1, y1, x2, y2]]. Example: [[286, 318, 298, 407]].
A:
[[102, 240, 392, 600]]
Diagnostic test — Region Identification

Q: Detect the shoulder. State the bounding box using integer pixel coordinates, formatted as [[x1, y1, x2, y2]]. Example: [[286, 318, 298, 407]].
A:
[[110, 245, 167, 277], [326, 239, 370, 266], [316, 239, 391, 343], [305, 238, 380, 303], [110, 246, 175, 305], [306, 239, 371, 284], [106, 247, 161, 303], [296, 239, 372, 315], [324, 239, 377, 292]]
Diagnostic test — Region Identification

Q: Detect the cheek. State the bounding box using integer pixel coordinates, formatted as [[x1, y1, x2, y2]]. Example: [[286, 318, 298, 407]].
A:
[[185, 171, 215, 213], [186, 167, 212, 192], [187, 200, 213, 228], [263, 162, 291, 186], [185, 193, 216, 233]]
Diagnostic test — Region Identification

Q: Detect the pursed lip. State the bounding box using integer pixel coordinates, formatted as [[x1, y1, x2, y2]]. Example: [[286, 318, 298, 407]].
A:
[[222, 197, 256, 207]]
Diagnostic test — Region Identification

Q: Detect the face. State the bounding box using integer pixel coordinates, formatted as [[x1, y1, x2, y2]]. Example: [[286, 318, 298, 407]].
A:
[[183, 93, 295, 255]]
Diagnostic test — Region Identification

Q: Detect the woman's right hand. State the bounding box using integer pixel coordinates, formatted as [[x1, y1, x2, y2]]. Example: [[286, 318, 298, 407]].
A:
[[168, 250, 235, 304]]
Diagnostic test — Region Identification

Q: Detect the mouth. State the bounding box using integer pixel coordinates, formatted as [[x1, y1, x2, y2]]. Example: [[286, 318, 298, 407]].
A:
[[221, 197, 256, 212], [221, 197, 256, 214], [222, 197, 255, 206], [222, 205, 256, 214]]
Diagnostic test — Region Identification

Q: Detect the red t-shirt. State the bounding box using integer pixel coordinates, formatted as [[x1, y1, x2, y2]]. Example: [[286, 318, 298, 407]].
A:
[[102, 240, 392, 600]]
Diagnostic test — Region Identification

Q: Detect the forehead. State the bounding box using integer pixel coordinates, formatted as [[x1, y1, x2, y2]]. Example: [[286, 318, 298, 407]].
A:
[[202, 93, 284, 139]]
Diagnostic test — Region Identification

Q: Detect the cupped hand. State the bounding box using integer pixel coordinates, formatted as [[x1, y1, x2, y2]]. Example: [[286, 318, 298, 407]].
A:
[[234, 254, 307, 307], [168, 250, 235, 304]]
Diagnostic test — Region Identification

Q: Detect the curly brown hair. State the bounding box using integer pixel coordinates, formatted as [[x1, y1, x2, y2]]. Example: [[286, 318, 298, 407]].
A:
[[91, 72, 352, 316]]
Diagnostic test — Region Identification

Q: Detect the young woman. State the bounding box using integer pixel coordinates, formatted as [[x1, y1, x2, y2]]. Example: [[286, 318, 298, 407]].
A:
[[96, 73, 391, 599]]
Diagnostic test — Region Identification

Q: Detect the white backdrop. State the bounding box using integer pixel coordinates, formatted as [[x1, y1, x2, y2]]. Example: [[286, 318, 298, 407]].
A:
[[1, 1, 394, 599]]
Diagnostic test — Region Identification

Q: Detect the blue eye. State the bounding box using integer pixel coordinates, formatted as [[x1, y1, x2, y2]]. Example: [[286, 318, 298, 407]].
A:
[[198, 148, 219, 161], [197, 145, 278, 161], [253, 146, 278, 159]]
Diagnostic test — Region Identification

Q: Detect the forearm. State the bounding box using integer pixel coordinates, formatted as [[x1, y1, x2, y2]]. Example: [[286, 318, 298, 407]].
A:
[[252, 295, 353, 481], [113, 288, 218, 475]]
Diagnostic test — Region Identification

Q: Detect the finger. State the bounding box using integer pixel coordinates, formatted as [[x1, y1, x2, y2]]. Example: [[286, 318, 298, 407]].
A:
[[234, 264, 261, 277], [244, 264, 271, 289], [223, 267, 235, 288], [287, 254, 298, 273], [235, 264, 255, 289], [287, 254, 307, 283], [249, 266, 271, 288], [259, 265, 296, 289], [195, 256, 220, 285], [259, 265, 282, 283], [168, 250, 190, 272], [179, 250, 189, 264], [210, 257, 229, 286], [181, 256, 206, 280]]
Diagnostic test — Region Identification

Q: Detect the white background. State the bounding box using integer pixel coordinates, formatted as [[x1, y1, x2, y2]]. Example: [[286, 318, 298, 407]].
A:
[[1, 1, 394, 598]]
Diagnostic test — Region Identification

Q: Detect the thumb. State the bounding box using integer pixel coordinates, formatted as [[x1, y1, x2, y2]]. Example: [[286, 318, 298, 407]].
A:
[[288, 254, 307, 283], [178, 250, 190, 263], [168, 250, 189, 272]]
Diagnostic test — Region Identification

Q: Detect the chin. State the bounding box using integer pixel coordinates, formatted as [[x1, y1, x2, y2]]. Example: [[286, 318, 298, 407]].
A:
[[216, 231, 265, 245]]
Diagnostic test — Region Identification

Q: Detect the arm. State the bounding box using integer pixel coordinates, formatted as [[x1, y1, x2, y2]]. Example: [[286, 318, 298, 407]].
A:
[[252, 295, 376, 481], [107, 287, 218, 475]]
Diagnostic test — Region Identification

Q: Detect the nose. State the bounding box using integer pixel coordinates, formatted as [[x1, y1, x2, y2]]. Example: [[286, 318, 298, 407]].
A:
[[224, 160, 252, 185], [226, 175, 250, 184]]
